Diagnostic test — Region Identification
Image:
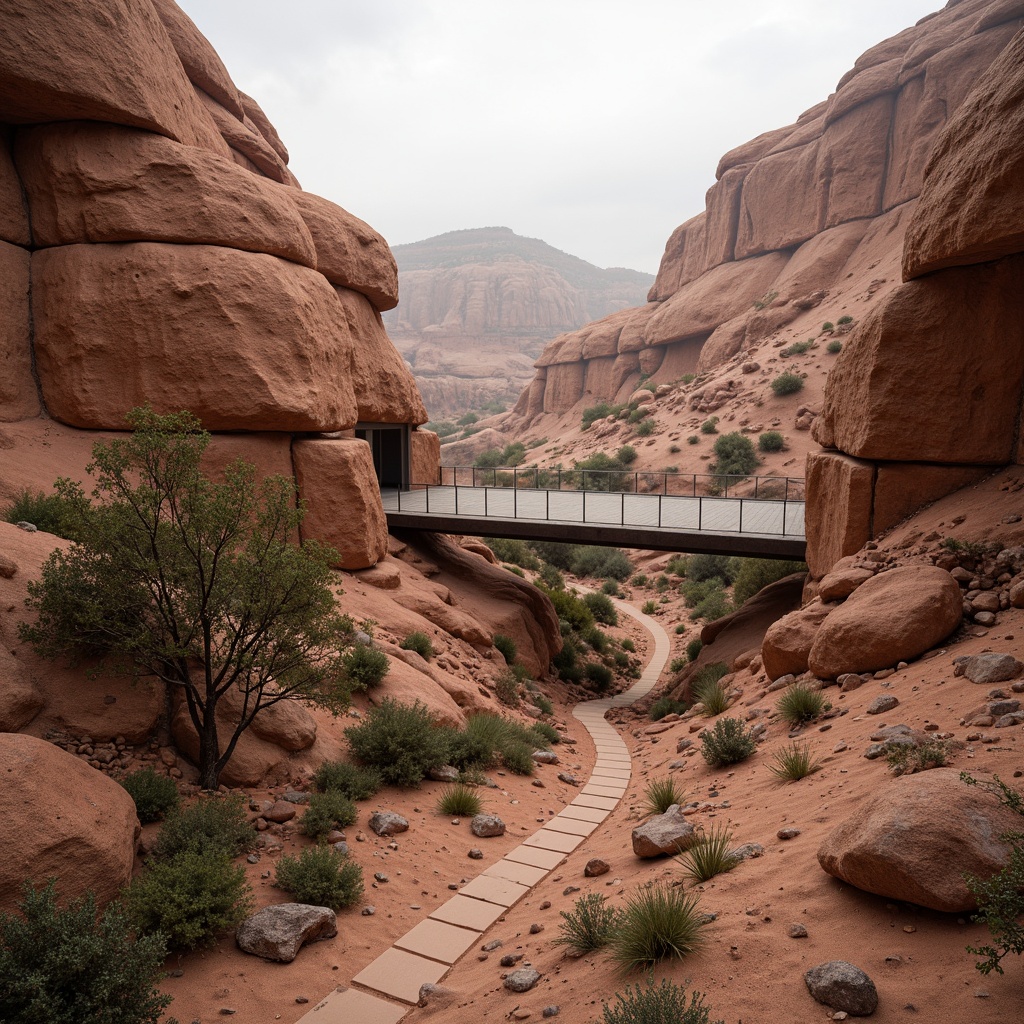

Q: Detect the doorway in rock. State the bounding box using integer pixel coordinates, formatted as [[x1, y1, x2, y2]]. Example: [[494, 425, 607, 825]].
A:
[[356, 423, 409, 490]]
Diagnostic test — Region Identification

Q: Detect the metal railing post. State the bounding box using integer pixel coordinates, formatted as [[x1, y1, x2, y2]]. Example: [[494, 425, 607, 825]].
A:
[[426, 485, 430, 513], [621, 490, 625, 525], [546, 488, 549, 520], [698, 495, 702, 531], [455, 484, 458, 515], [739, 498, 743, 534], [514, 476, 518, 518], [583, 488, 586, 523], [658, 493, 662, 528], [782, 498, 787, 535], [663, 472, 667, 495]]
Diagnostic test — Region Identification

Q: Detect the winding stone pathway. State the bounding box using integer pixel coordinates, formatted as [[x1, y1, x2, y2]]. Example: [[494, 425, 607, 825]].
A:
[[298, 598, 670, 1023]]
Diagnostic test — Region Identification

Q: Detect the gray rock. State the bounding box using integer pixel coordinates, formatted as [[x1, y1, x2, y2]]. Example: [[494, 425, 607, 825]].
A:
[[236, 904, 336, 963], [788, 923, 808, 938], [471, 814, 506, 838], [368, 811, 408, 837], [954, 653, 1024, 684], [676, 737, 693, 754], [428, 764, 460, 783], [500, 953, 523, 967], [15, 521, 37, 532], [361, 905, 376, 916], [975, 611, 997, 627], [542, 1007, 561, 1018], [804, 961, 878, 1016], [481, 939, 503, 951], [731, 843, 764, 861], [631, 804, 696, 858], [468, 848, 484, 859], [988, 700, 1022, 717], [557, 772, 580, 786], [331, 841, 349, 856], [282, 789, 310, 804], [584, 858, 610, 877], [777, 828, 801, 841], [532, 750, 560, 765], [866, 694, 899, 715], [504, 968, 541, 993], [838, 673, 865, 692]]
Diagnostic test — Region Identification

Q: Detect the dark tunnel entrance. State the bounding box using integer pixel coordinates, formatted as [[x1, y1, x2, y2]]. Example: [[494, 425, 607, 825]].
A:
[[356, 423, 409, 490]]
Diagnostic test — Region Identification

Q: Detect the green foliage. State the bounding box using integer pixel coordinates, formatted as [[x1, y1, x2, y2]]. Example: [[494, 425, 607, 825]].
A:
[[342, 643, 390, 689], [730, 558, 806, 606], [344, 698, 450, 787], [446, 713, 548, 775], [437, 783, 483, 816], [531, 721, 560, 744], [674, 624, 687, 635], [635, 418, 655, 437], [602, 981, 723, 1024], [776, 683, 828, 726], [631, 573, 648, 586], [572, 451, 631, 491], [0, 488, 86, 541], [837, 315, 853, 325], [963, 773, 1024, 974], [553, 892, 621, 956], [643, 777, 686, 816], [0, 880, 172, 1024], [695, 682, 730, 718], [585, 662, 614, 692], [539, 563, 565, 590], [582, 401, 626, 430], [553, 639, 579, 681], [583, 624, 609, 653], [602, 579, 620, 596], [544, 588, 595, 632], [678, 823, 740, 883], [486, 538, 541, 570], [153, 793, 256, 861], [457, 411, 478, 426], [275, 845, 364, 910], [617, 445, 638, 465], [495, 667, 521, 707], [584, 592, 618, 625], [669, 656, 688, 673], [700, 717, 756, 767], [700, 417, 719, 435], [19, 407, 357, 790], [686, 637, 703, 661], [119, 766, 179, 824], [609, 883, 706, 971], [627, 407, 649, 425], [532, 541, 632, 581], [682, 577, 731, 622], [769, 742, 823, 782], [826, 339, 843, 354], [400, 631, 433, 660], [688, 435, 700, 444], [493, 634, 516, 665], [501, 741, 537, 775], [532, 692, 554, 716], [641, 600, 657, 615], [621, 638, 635, 653], [886, 739, 952, 776], [128, 850, 252, 950], [312, 761, 382, 801], [650, 696, 688, 720], [712, 432, 758, 477], [686, 554, 735, 583], [821, 321, 834, 332], [770, 372, 804, 396], [781, 340, 813, 356], [758, 431, 785, 453], [301, 791, 358, 841]]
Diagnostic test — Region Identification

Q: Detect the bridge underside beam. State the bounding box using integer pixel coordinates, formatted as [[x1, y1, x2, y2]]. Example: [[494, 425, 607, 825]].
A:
[[386, 512, 806, 560]]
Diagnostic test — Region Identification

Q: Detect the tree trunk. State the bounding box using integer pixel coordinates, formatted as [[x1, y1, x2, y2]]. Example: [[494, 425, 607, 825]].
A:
[[198, 715, 221, 790]]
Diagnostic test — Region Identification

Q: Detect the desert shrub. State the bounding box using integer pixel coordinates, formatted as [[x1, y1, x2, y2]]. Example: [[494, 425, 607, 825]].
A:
[[553, 639, 579, 681], [583, 624, 609, 653], [627, 407, 648, 425], [539, 563, 565, 590], [602, 578, 620, 596], [776, 683, 828, 726], [573, 451, 632, 491], [821, 321, 834, 332], [641, 600, 657, 615], [686, 637, 703, 661], [695, 683, 730, 718], [609, 883, 706, 970], [758, 431, 785, 453], [692, 660, 729, 694], [342, 643, 390, 689], [614, 650, 630, 669], [635, 418, 655, 437], [769, 742, 823, 782], [569, 546, 633, 581], [300, 791, 358, 841], [631, 573, 648, 586], [153, 793, 256, 861], [500, 742, 536, 775], [531, 721, 560, 744], [685, 554, 735, 583], [553, 893, 620, 956], [127, 850, 252, 950], [344, 698, 450, 787], [400, 631, 433, 660], [690, 587, 731, 623], [678, 823, 740, 884], [275, 845, 364, 910], [730, 558, 806, 606], [0, 880, 172, 1024], [312, 760, 382, 801], [621, 637, 635, 652], [651, 696, 688, 721], [486, 538, 541, 569], [0, 488, 84, 541], [655, 574, 670, 592], [688, 435, 700, 444], [770, 372, 804, 396], [826, 339, 843, 354], [643, 777, 686, 816], [493, 634, 517, 665], [963, 773, 1024, 975], [617, 444, 638, 465], [700, 717, 756, 767], [602, 981, 723, 1024], [700, 417, 719, 435], [495, 668, 521, 707], [532, 692, 554, 716], [437, 783, 483, 817], [585, 662, 614, 692], [119, 766, 179, 824], [669, 656, 687, 673], [886, 739, 952, 776], [837, 315, 853, 325], [674, 624, 687, 635], [544, 588, 595, 631], [582, 401, 625, 430], [712, 433, 758, 477], [584, 592, 618, 625], [782, 340, 814, 357]]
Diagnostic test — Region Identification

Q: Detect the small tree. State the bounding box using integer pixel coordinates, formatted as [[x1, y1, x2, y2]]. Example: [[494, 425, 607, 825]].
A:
[[20, 407, 357, 790]]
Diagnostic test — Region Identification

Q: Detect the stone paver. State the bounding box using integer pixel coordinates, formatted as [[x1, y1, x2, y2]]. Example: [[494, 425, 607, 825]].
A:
[[483, 859, 551, 886], [296, 986, 407, 1024], [592, 766, 631, 779], [353, 947, 448, 1004], [393, 917, 481, 965], [557, 804, 609, 823], [429, 894, 507, 931], [544, 815, 599, 837], [504, 844, 567, 869], [459, 873, 531, 907], [523, 828, 584, 853], [572, 794, 620, 810]]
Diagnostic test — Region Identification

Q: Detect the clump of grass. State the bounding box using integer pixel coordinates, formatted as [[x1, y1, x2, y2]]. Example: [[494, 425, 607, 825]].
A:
[[700, 417, 719, 435], [686, 637, 703, 662], [531, 721, 560, 744], [493, 634, 517, 664], [609, 883, 706, 971], [553, 893, 621, 956], [400, 631, 433, 660], [776, 683, 828, 727], [643, 777, 686, 817], [781, 340, 813, 357], [436, 783, 483, 816], [826, 339, 843, 354], [692, 663, 729, 717], [678, 823, 740, 884], [641, 600, 657, 615], [769, 742, 823, 782], [758, 430, 785, 453], [650, 696, 688, 721], [770, 372, 804, 397], [495, 667, 521, 707], [152, 793, 256, 860], [886, 738, 952, 776], [602, 982, 723, 1024], [700, 717, 756, 768]]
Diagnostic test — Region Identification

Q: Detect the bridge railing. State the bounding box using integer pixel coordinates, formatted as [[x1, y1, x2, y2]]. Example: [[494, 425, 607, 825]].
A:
[[429, 466, 805, 501]]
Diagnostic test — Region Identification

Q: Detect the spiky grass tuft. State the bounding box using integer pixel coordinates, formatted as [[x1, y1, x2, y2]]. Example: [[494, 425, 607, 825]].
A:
[[769, 742, 823, 781], [608, 883, 706, 971], [677, 824, 740, 884]]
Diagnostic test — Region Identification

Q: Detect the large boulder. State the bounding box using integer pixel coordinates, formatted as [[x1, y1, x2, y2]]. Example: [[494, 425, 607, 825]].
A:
[[631, 805, 696, 858], [817, 768, 1022, 912], [236, 903, 337, 962], [0, 734, 139, 912], [808, 565, 962, 678], [804, 961, 878, 1017], [760, 600, 833, 681], [0, 240, 37, 422]]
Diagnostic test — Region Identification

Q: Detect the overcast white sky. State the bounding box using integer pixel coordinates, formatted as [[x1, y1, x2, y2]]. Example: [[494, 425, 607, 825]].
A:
[[178, 0, 943, 274]]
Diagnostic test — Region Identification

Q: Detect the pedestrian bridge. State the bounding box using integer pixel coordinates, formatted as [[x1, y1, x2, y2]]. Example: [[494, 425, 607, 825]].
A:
[[381, 468, 806, 559]]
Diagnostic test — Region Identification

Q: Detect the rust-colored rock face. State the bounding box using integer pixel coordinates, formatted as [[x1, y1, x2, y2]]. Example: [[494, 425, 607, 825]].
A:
[[760, 600, 834, 681], [804, 452, 875, 579]]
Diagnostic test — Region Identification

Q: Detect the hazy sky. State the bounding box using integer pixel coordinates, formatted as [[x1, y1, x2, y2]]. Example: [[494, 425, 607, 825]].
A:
[[178, 0, 943, 274]]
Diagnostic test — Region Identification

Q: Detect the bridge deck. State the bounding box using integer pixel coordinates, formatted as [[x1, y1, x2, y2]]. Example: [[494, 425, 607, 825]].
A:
[[382, 486, 806, 559]]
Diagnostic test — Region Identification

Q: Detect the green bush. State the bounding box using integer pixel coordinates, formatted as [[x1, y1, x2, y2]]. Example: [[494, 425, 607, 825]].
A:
[[730, 558, 806, 606], [712, 433, 758, 477], [544, 588, 595, 632], [678, 823, 740, 883], [617, 444, 638, 465], [553, 893, 620, 956], [553, 639, 579, 681], [695, 683, 730, 718], [826, 339, 843, 354], [602, 579, 620, 596], [781, 340, 814, 357], [776, 683, 828, 726], [0, 880, 172, 1024], [312, 760, 382, 801], [643, 777, 686, 816], [128, 850, 252, 950], [821, 321, 834, 332], [495, 667, 521, 707], [584, 592, 618, 625], [400, 631, 433, 660], [276, 845, 364, 910], [886, 738, 952, 776], [301, 791, 358, 841], [770, 372, 804, 396], [344, 698, 450, 787], [700, 417, 719, 435], [602, 981, 723, 1024], [692, 660, 728, 692], [758, 431, 785, 453], [641, 600, 657, 615], [700, 717, 756, 767], [769, 742, 823, 782], [153, 793, 256, 861], [342, 643, 390, 689], [567, 545, 633, 581], [621, 638, 635, 653], [583, 624, 609, 653], [119, 766, 179, 824], [500, 741, 536, 775], [609, 883, 706, 970], [532, 692, 554, 716], [837, 315, 853, 325], [635, 418, 655, 437], [1, 488, 85, 540], [686, 637, 703, 662], [669, 656, 687, 673], [585, 662, 614, 692], [651, 696, 688, 721], [582, 401, 626, 430], [539, 563, 565, 590], [531, 721, 560, 744], [688, 435, 700, 444], [493, 634, 517, 665], [437, 783, 483, 816], [674, 624, 687, 635], [486, 538, 541, 569], [685, 554, 735, 583]]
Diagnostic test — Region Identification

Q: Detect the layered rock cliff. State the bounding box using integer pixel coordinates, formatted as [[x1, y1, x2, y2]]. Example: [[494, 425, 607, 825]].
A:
[[383, 227, 652, 419]]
